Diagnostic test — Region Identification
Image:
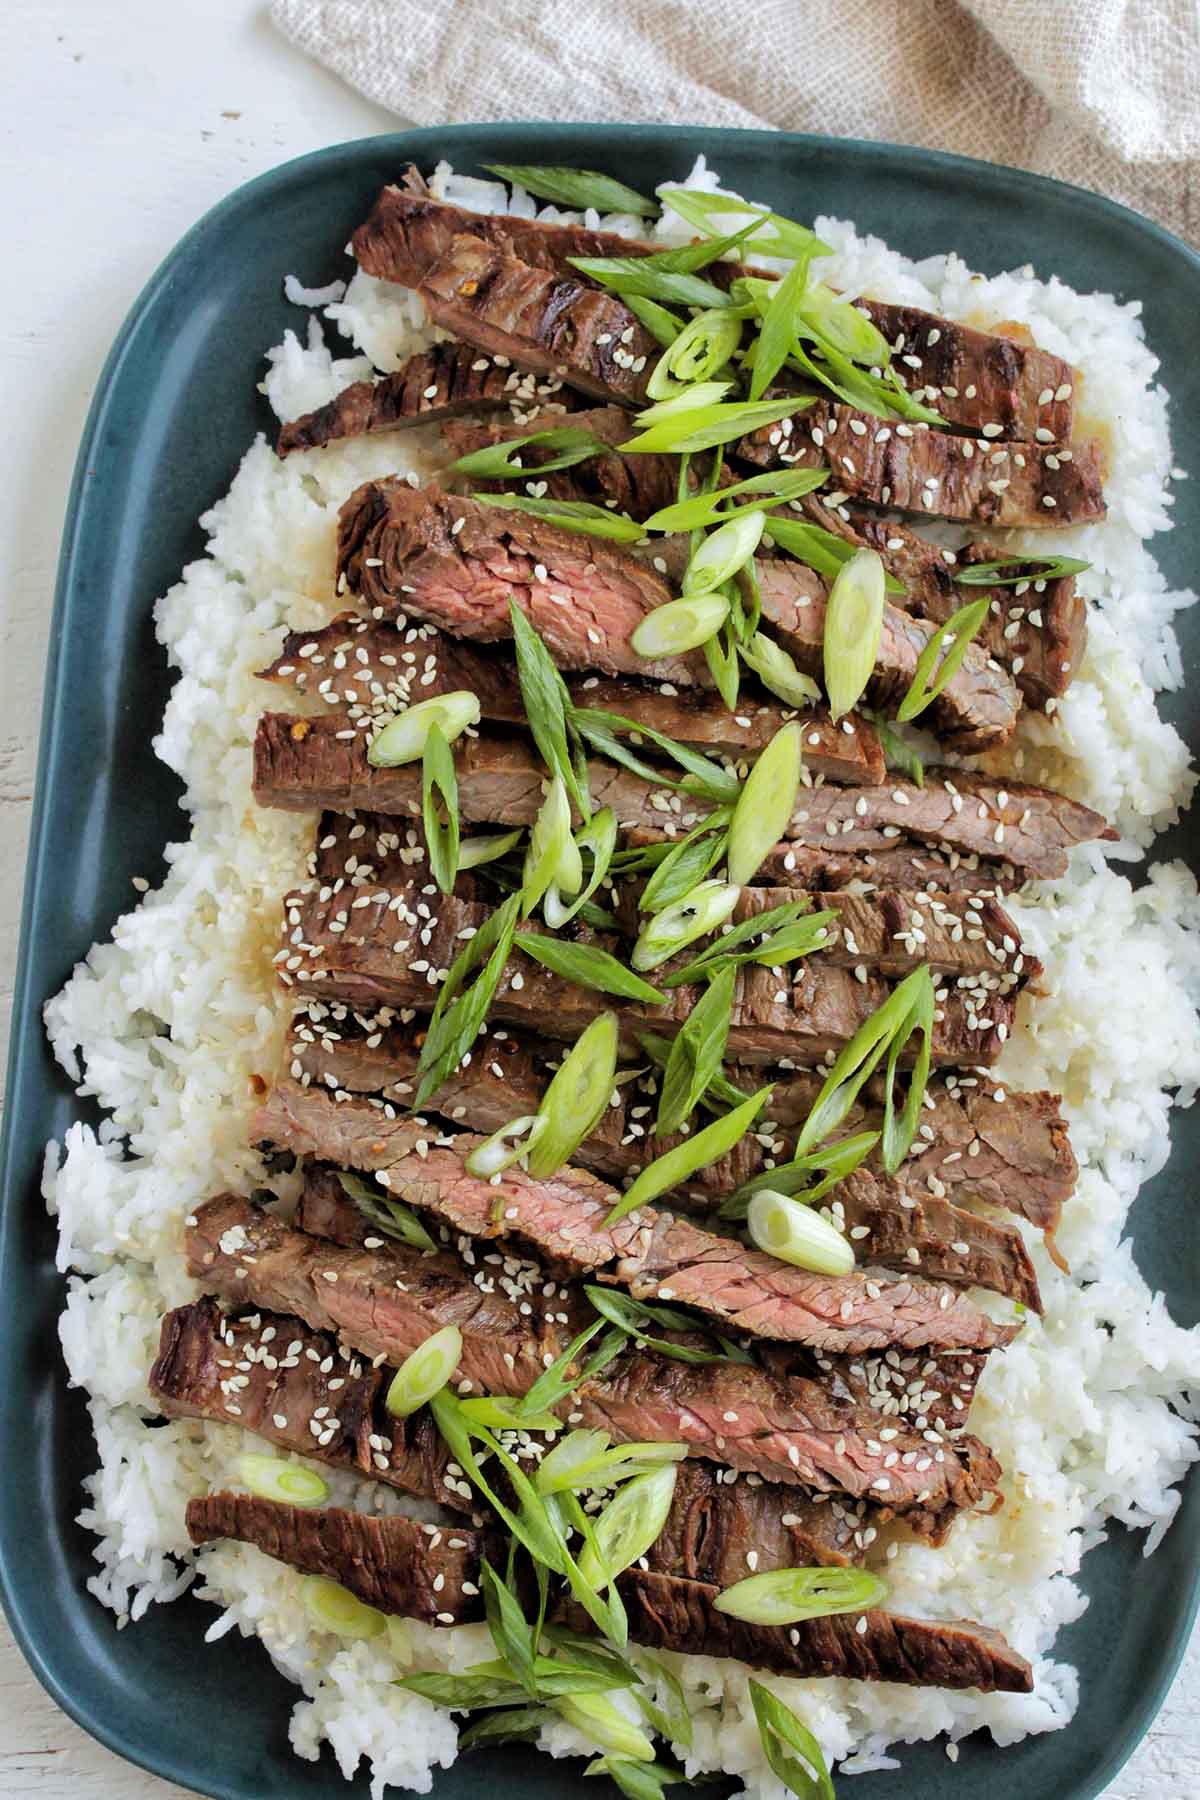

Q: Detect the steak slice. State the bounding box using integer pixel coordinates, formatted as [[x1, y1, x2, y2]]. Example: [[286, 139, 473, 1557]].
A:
[[256, 622, 884, 783], [573, 1569, 1033, 1693], [336, 481, 704, 685], [801, 498, 1086, 709], [754, 553, 1021, 753], [275, 343, 571, 459], [764, 1342, 989, 1438], [442, 404, 684, 520], [353, 174, 1074, 445], [294, 1153, 1017, 1356], [753, 838, 1021, 896], [901, 1076, 1077, 1231], [273, 879, 1015, 1067], [419, 234, 657, 407], [149, 1297, 474, 1513], [737, 400, 1105, 529], [657, 1460, 868, 1576], [186, 1492, 493, 1625], [186, 1193, 587, 1395]]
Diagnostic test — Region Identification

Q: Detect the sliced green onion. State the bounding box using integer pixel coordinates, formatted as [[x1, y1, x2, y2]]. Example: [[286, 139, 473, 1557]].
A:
[[622, 293, 686, 347], [584, 1282, 739, 1366], [301, 1576, 387, 1640], [796, 282, 890, 365], [639, 1030, 749, 1117], [471, 491, 644, 542], [643, 468, 828, 534], [458, 1396, 562, 1434], [448, 425, 613, 481], [823, 548, 885, 720], [431, 1391, 568, 1577], [727, 722, 803, 885], [630, 593, 730, 661], [568, 255, 733, 312], [337, 1171, 439, 1251], [515, 933, 667, 1003], [508, 600, 588, 818], [873, 718, 924, 788], [482, 164, 658, 217], [646, 308, 743, 399], [583, 1756, 685, 1800], [556, 1693, 656, 1763], [683, 509, 766, 596], [413, 891, 520, 1109], [367, 690, 480, 768], [657, 188, 833, 262], [747, 1189, 855, 1276], [522, 774, 580, 915], [634, 1656, 694, 1752], [749, 254, 815, 400], [385, 1324, 463, 1418], [578, 1464, 679, 1589], [879, 964, 934, 1173], [458, 827, 525, 870], [568, 705, 740, 804], [635, 381, 733, 426], [749, 1680, 835, 1800], [663, 909, 836, 989], [236, 1454, 329, 1509], [764, 515, 907, 595], [954, 552, 1090, 586], [535, 1429, 613, 1495], [895, 597, 991, 724], [527, 1011, 620, 1177], [639, 815, 731, 914], [792, 964, 933, 1160], [739, 631, 821, 708], [620, 397, 812, 457], [721, 1128, 881, 1218], [464, 1114, 547, 1178], [605, 1087, 772, 1223], [515, 1319, 626, 1422], [717, 1565, 887, 1626], [656, 964, 736, 1137], [630, 879, 740, 972], [422, 721, 459, 894], [458, 1707, 554, 1749], [786, 334, 945, 426]]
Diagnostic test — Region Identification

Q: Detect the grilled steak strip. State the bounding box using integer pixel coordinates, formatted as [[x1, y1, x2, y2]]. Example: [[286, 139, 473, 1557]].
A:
[[187, 1492, 493, 1625], [765, 1342, 989, 1438], [187, 1192, 589, 1396], [336, 481, 704, 686], [801, 497, 1085, 709], [256, 622, 884, 783], [272, 877, 1014, 1068], [149, 1296, 476, 1512], [564, 1569, 1033, 1693], [353, 174, 1074, 444], [189, 1196, 999, 1523], [255, 712, 1113, 883], [737, 399, 1105, 529], [751, 839, 1021, 896], [752, 552, 1020, 753], [419, 234, 657, 407], [442, 405, 686, 520], [294, 1154, 1016, 1355], [186, 1488, 1029, 1691], [281, 1001, 1075, 1228], [275, 343, 574, 459]]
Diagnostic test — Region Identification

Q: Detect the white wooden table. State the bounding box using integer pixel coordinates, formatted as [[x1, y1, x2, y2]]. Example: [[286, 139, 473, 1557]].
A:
[[0, 2, 1194, 1793]]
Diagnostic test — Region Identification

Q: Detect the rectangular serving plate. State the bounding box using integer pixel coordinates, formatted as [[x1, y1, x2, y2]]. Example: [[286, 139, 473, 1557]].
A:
[[1, 124, 1198, 1800]]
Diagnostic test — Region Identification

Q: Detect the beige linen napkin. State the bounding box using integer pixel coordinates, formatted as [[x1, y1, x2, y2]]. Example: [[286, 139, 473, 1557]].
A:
[[272, 0, 1199, 245]]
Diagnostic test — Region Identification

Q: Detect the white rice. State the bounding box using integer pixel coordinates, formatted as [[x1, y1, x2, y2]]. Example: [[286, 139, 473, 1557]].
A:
[[41, 157, 1200, 1794]]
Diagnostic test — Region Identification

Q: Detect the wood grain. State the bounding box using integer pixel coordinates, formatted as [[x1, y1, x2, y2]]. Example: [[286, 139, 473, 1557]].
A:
[[0, 2, 1193, 1795]]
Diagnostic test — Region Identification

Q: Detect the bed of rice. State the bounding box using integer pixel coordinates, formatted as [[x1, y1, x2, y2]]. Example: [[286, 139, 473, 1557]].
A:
[[40, 159, 1200, 1794]]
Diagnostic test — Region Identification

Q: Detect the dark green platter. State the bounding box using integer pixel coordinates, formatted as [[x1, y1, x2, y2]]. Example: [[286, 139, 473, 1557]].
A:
[[1, 125, 1197, 1800]]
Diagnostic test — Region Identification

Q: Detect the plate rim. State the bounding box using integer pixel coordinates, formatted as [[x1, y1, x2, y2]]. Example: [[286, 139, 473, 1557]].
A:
[[1, 121, 1198, 1800]]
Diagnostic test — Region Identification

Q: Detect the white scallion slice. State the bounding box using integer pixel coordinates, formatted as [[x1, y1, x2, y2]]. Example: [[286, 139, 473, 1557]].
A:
[[463, 1114, 547, 1178], [726, 723, 803, 885], [822, 548, 885, 720], [630, 879, 739, 972], [535, 1428, 612, 1495], [714, 1565, 887, 1626], [577, 1464, 680, 1589], [746, 1189, 855, 1276], [526, 1011, 620, 1177], [236, 1454, 329, 1509], [367, 691, 481, 768], [521, 774, 580, 915], [555, 1693, 656, 1762], [301, 1576, 387, 1640], [634, 381, 733, 427], [646, 308, 743, 399], [739, 631, 821, 708], [683, 509, 766, 597], [384, 1324, 463, 1418], [630, 593, 730, 661], [457, 828, 524, 870]]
